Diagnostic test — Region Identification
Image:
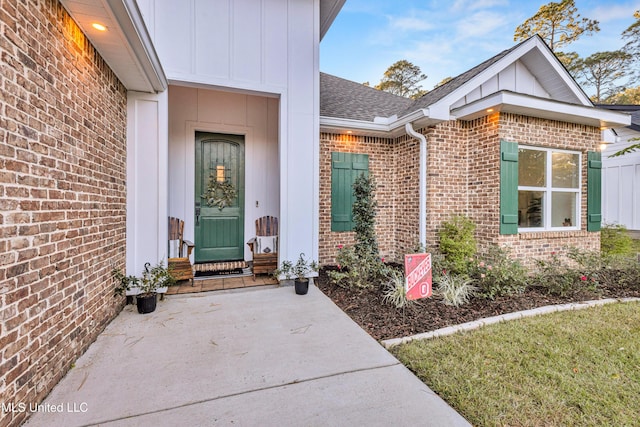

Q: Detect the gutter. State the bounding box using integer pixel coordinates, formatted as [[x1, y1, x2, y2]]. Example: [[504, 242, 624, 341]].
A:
[[404, 122, 427, 249]]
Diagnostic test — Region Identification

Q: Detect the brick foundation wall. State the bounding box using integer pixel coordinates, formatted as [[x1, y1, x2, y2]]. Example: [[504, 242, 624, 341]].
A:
[[319, 113, 601, 270], [0, 2, 127, 426]]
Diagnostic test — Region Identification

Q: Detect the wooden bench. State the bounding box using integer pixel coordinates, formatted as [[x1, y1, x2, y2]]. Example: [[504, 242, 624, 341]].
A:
[[247, 216, 278, 279], [168, 216, 195, 286]]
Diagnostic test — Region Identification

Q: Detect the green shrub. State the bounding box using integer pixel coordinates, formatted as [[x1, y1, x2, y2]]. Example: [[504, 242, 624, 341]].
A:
[[329, 172, 387, 289], [328, 245, 387, 289], [601, 223, 633, 256], [352, 173, 379, 260], [569, 246, 640, 290], [532, 252, 575, 296], [438, 215, 476, 275], [435, 272, 477, 307], [532, 251, 599, 296], [470, 245, 528, 299]]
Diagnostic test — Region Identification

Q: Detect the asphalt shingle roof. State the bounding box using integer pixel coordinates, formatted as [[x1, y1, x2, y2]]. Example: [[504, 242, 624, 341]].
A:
[[320, 72, 413, 121]]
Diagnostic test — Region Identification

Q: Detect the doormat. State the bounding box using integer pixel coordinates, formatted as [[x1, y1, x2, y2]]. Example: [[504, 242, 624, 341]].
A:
[[194, 261, 248, 277]]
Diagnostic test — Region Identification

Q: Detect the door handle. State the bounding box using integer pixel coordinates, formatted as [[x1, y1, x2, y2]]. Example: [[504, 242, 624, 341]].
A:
[[195, 202, 201, 226]]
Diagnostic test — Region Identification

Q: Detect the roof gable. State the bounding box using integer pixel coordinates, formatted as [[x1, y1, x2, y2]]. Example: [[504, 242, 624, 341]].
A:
[[407, 35, 591, 119]]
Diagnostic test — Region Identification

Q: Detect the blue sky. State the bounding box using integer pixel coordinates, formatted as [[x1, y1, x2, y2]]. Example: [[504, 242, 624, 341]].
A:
[[320, 0, 640, 94]]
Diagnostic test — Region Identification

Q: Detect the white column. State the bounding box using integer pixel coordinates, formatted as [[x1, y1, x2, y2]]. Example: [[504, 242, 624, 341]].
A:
[[126, 90, 169, 276]]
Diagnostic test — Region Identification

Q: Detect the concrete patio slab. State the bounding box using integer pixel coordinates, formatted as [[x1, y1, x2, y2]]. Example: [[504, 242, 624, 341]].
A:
[[25, 285, 469, 427]]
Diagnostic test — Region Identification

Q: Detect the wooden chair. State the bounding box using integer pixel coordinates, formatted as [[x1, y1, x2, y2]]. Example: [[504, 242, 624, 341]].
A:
[[246, 216, 278, 279], [168, 217, 195, 286]]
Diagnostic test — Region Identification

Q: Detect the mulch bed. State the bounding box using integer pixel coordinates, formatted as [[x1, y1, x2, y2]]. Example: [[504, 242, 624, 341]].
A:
[[316, 268, 640, 341]]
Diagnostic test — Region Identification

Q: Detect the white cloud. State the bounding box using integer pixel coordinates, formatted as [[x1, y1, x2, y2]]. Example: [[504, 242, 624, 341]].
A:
[[388, 15, 434, 32], [455, 11, 509, 39], [451, 0, 510, 12], [589, 3, 640, 22]]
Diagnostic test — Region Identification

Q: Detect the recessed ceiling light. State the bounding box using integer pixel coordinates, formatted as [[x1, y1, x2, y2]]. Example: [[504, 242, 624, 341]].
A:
[[92, 23, 107, 31]]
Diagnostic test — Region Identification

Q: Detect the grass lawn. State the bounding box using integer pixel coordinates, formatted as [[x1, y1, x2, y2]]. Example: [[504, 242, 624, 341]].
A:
[[391, 301, 640, 427]]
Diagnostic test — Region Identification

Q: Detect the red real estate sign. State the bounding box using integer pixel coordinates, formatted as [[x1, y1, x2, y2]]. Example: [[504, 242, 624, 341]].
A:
[[404, 253, 432, 301]]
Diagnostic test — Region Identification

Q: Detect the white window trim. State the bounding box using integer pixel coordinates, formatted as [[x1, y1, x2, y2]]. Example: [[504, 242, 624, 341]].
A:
[[518, 146, 582, 233]]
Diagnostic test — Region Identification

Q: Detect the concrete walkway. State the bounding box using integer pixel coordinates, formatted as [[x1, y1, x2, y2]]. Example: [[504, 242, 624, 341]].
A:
[[25, 285, 470, 427]]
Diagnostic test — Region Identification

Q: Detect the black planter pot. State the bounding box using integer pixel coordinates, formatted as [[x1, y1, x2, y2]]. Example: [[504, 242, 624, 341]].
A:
[[294, 279, 309, 295], [136, 293, 157, 314]]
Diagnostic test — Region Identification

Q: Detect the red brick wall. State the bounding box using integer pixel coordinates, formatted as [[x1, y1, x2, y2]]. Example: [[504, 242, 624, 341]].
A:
[[495, 113, 601, 265], [319, 113, 601, 269], [393, 133, 422, 258], [319, 133, 396, 265], [0, 2, 127, 425]]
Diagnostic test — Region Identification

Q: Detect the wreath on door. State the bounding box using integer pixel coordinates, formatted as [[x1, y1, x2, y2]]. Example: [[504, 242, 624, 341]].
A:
[[201, 172, 237, 210]]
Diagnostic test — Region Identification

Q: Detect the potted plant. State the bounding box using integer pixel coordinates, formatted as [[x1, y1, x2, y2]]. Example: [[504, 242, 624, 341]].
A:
[[112, 261, 176, 314], [273, 260, 294, 286], [292, 253, 318, 295]]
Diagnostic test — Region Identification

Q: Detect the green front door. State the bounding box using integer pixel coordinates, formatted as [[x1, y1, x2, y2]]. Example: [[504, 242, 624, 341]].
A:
[[194, 132, 245, 262]]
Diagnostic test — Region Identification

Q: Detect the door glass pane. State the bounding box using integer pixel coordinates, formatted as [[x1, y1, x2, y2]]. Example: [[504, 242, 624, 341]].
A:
[[518, 190, 544, 227], [552, 152, 579, 188], [519, 149, 546, 187], [552, 192, 577, 227]]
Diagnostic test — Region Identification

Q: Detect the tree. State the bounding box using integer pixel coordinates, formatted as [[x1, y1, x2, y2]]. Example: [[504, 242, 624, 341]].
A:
[[622, 11, 640, 83], [375, 60, 427, 99], [555, 51, 581, 76], [604, 86, 640, 104], [514, 0, 599, 52], [622, 10, 640, 57], [434, 77, 453, 89], [576, 51, 633, 103]]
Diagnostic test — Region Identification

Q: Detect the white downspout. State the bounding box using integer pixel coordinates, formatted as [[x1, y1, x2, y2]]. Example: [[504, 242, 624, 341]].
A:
[[405, 122, 428, 249]]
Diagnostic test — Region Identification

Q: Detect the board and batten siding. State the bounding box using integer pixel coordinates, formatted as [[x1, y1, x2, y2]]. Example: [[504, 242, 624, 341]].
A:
[[168, 86, 280, 262], [135, 0, 321, 264]]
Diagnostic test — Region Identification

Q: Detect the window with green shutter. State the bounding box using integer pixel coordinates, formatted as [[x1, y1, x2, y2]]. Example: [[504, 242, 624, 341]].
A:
[[331, 152, 369, 231], [501, 141, 584, 234], [587, 151, 602, 232]]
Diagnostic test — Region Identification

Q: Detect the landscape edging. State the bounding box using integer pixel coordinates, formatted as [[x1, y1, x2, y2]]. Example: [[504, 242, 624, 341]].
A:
[[381, 297, 640, 348]]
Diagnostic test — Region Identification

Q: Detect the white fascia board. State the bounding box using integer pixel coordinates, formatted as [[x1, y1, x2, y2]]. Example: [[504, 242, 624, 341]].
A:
[[320, 117, 392, 133], [452, 91, 631, 128], [320, 109, 434, 137]]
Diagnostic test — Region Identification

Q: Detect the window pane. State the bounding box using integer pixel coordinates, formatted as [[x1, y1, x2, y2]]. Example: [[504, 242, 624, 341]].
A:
[[518, 190, 544, 227], [552, 192, 577, 227], [552, 152, 579, 188], [519, 149, 546, 187]]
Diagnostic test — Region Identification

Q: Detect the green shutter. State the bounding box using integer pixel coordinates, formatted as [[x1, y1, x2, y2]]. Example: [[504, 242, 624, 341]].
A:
[[587, 151, 602, 232], [500, 140, 519, 235], [331, 152, 369, 231]]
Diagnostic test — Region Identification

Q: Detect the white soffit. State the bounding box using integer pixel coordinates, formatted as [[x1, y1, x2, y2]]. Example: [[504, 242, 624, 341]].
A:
[[60, 0, 166, 93], [452, 91, 631, 129], [320, 0, 346, 40]]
